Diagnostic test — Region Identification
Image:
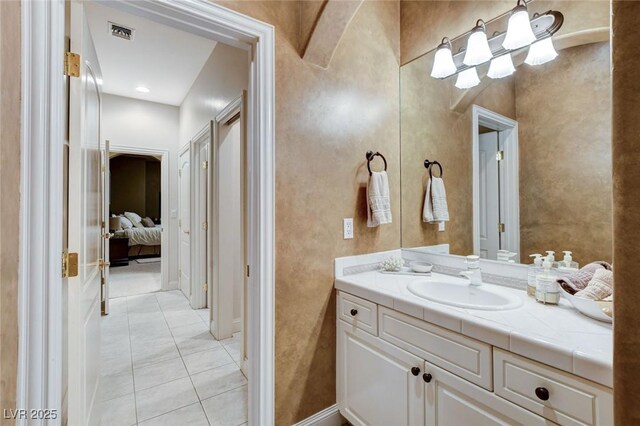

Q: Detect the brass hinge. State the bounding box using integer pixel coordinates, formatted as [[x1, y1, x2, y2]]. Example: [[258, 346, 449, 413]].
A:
[[496, 150, 504, 161], [202, 221, 208, 231], [64, 52, 80, 77], [62, 251, 79, 278], [498, 223, 506, 233], [202, 282, 207, 291], [202, 161, 208, 169]]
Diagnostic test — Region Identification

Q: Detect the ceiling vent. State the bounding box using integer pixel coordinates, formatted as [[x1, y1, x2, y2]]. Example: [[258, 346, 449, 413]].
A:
[[109, 22, 134, 41]]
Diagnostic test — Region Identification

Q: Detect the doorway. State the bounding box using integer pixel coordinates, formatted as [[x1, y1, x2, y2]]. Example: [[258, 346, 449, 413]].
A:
[[18, 1, 275, 424], [472, 105, 520, 262]]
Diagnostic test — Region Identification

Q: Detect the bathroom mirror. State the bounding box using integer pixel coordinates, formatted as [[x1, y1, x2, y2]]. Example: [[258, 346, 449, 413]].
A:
[[400, 0, 612, 265]]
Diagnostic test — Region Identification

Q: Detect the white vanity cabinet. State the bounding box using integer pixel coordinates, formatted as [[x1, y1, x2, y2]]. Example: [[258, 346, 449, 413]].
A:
[[336, 291, 612, 426]]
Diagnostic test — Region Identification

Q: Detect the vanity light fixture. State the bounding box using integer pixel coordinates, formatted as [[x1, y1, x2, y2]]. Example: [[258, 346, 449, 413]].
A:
[[135, 86, 150, 93], [524, 37, 558, 66], [431, 37, 457, 78], [455, 67, 480, 89], [487, 54, 516, 79], [463, 20, 493, 66], [502, 0, 536, 50]]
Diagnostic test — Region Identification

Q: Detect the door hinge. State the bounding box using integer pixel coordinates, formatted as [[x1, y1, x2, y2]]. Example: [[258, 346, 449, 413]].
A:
[[64, 52, 80, 77], [202, 221, 208, 231], [498, 223, 506, 233], [246, 265, 250, 277], [62, 251, 79, 278], [202, 161, 208, 169], [496, 150, 504, 161], [202, 282, 208, 291]]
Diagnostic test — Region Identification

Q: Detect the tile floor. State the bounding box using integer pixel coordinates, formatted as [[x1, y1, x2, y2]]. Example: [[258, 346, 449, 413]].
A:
[[109, 261, 162, 298], [99, 290, 246, 426]]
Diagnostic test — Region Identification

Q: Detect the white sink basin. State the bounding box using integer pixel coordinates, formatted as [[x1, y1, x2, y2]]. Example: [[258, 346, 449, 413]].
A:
[[407, 279, 523, 311]]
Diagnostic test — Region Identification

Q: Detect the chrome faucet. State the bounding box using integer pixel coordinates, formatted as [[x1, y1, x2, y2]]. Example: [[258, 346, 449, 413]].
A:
[[459, 255, 482, 286]]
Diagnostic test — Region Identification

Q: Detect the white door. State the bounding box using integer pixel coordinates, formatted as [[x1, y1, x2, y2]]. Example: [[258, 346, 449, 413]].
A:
[[479, 132, 500, 260], [424, 362, 548, 425], [337, 320, 424, 426], [101, 139, 111, 314], [179, 146, 191, 299], [68, 2, 103, 423]]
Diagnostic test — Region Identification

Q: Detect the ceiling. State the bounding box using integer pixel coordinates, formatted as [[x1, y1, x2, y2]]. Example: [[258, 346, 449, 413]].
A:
[[85, 2, 216, 106]]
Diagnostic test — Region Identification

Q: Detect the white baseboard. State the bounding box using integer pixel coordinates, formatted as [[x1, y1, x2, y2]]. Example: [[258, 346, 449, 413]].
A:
[[233, 317, 241, 333], [167, 280, 179, 290], [293, 404, 344, 426]]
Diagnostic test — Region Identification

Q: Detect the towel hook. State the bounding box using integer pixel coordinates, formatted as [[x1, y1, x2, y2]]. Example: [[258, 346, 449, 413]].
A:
[[424, 159, 443, 178], [366, 151, 387, 176]]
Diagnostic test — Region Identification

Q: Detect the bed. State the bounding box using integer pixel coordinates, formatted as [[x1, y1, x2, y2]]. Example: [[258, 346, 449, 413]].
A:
[[111, 213, 162, 259]]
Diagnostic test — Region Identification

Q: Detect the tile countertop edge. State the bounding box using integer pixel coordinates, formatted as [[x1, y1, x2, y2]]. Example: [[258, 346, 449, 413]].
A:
[[334, 277, 613, 389]]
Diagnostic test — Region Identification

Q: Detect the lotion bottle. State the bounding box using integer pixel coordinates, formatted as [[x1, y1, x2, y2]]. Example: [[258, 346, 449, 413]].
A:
[[558, 251, 579, 271], [527, 254, 543, 297], [535, 257, 560, 305]]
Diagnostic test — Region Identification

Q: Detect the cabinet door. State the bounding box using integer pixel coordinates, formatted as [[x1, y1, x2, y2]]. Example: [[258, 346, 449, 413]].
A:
[[337, 320, 424, 426], [424, 362, 551, 426]]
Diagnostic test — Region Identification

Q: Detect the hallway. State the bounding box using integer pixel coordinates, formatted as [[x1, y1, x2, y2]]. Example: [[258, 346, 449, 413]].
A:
[[98, 290, 246, 425]]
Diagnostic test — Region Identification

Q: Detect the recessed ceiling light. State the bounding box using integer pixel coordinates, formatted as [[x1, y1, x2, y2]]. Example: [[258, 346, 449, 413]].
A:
[[136, 86, 150, 93]]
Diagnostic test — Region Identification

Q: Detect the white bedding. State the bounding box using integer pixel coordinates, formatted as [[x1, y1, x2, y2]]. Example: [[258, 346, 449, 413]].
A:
[[115, 226, 162, 246]]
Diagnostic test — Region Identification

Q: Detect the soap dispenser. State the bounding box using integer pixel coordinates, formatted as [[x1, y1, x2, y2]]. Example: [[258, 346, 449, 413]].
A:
[[527, 254, 543, 297], [545, 251, 557, 268], [558, 251, 579, 271], [535, 257, 560, 305]]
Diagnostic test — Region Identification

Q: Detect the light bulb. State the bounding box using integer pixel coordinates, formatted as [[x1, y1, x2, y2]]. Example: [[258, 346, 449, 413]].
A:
[[503, 0, 536, 50], [455, 67, 480, 89], [431, 38, 457, 78], [463, 20, 493, 66], [136, 86, 150, 93], [525, 37, 558, 66], [487, 54, 515, 79]]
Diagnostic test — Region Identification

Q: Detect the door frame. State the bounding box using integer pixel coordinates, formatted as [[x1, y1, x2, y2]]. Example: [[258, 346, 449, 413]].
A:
[[471, 105, 520, 262], [178, 142, 192, 299], [17, 1, 276, 424], [190, 123, 213, 310], [109, 145, 170, 291]]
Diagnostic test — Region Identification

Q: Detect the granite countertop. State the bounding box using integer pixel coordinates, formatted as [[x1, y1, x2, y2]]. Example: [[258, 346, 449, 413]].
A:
[[335, 268, 612, 388]]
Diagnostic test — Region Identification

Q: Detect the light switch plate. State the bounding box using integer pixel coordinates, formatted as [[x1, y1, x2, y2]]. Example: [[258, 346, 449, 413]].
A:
[[343, 218, 354, 239], [438, 222, 445, 232]]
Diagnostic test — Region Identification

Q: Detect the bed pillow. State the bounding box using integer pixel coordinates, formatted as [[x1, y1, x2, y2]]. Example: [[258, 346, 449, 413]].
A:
[[141, 217, 155, 228], [119, 215, 133, 230], [124, 212, 144, 228]]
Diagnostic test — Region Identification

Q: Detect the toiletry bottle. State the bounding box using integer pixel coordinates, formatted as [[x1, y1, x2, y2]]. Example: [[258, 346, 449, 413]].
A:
[[527, 254, 543, 297], [558, 251, 579, 271], [535, 257, 560, 305], [545, 250, 557, 268]]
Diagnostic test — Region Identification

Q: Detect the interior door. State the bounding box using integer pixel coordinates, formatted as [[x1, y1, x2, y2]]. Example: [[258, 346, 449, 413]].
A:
[[179, 147, 191, 299], [337, 320, 425, 426], [479, 132, 500, 260], [194, 132, 210, 309], [68, 2, 103, 424], [101, 139, 111, 314]]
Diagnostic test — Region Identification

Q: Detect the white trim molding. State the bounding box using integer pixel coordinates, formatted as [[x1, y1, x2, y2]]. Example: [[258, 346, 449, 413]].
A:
[[293, 405, 344, 426], [471, 105, 520, 261], [19, 0, 276, 424]]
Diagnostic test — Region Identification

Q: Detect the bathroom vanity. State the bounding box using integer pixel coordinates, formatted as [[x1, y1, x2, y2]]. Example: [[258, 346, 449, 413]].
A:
[[335, 251, 612, 426]]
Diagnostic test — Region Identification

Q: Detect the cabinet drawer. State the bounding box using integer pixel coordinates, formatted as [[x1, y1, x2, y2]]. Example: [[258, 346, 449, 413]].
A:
[[424, 362, 552, 426], [378, 306, 493, 390], [338, 292, 378, 335], [494, 349, 613, 426]]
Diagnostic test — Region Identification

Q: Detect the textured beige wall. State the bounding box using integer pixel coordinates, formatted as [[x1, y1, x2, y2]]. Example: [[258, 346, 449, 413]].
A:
[[0, 1, 20, 424], [215, 1, 401, 424], [612, 1, 640, 423], [400, 50, 515, 252], [517, 42, 612, 264]]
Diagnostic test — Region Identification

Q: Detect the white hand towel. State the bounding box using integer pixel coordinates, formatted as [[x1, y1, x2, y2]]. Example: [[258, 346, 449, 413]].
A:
[[367, 171, 392, 227], [423, 177, 449, 223]]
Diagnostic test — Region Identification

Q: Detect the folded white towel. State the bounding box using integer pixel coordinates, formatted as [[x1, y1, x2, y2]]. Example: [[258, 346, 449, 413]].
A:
[[367, 171, 392, 227], [423, 177, 449, 223]]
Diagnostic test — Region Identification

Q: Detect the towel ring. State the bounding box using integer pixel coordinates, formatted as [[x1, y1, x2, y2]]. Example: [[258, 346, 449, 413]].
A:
[[366, 151, 387, 176], [424, 159, 443, 178]]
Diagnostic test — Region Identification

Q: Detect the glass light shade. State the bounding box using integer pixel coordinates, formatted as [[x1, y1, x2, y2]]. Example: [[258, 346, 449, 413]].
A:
[[503, 8, 536, 50], [487, 54, 515, 79], [525, 37, 558, 66], [455, 67, 480, 89], [463, 30, 493, 66], [431, 46, 457, 78]]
